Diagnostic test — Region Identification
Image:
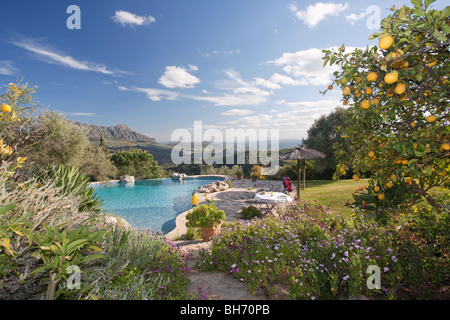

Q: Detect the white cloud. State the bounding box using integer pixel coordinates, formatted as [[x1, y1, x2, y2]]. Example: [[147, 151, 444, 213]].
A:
[[203, 48, 240, 58], [119, 85, 179, 101], [0, 60, 18, 76], [254, 73, 307, 90], [112, 10, 156, 27], [254, 77, 282, 90], [220, 109, 254, 116], [345, 7, 371, 25], [158, 65, 200, 89], [189, 92, 267, 107], [188, 69, 272, 106], [284, 99, 341, 111], [66, 112, 96, 117], [127, 69, 271, 107], [270, 73, 308, 86], [266, 46, 359, 86], [290, 2, 349, 28], [227, 98, 341, 139], [11, 38, 118, 75]]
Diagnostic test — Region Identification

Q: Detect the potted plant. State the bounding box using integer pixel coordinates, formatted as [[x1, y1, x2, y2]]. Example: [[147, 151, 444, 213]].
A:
[[236, 170, 243, 180], [250, 165, 261, 182], [185, 200, 226, 242]]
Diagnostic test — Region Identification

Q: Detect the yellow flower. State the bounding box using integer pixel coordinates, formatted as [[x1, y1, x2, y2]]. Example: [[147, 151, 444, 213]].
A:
[[16, 157, 26, 164], [2, 145, 12, 156], [192, 194, 200, 206]]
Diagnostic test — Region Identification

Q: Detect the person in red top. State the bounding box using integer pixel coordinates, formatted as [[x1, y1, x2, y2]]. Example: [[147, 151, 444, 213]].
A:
[[282, 177, 293, 193]]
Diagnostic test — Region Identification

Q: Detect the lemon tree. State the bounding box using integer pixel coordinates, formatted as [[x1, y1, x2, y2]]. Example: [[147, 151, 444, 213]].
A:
[[0, 82, 37, 177], [322, 0, 449, 209]]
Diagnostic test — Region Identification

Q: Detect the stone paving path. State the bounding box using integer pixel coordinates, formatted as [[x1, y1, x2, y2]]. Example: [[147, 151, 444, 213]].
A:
[[174, 239, 267, 300]]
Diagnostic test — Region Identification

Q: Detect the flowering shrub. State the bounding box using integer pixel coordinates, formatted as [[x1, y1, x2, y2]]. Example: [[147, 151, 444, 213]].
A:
[[199, 201, 410, 299]]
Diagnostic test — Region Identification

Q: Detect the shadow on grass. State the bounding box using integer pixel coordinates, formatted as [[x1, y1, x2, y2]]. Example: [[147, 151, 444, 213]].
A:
[[290, 179, 337, 189]]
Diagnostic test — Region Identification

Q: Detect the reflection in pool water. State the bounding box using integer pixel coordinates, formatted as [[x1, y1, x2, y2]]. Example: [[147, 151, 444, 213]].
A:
[[91, 177, 223, 234]]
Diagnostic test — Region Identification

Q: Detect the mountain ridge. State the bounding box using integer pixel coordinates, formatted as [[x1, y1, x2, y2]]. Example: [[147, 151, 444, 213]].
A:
[[71, 121, 157, 144]]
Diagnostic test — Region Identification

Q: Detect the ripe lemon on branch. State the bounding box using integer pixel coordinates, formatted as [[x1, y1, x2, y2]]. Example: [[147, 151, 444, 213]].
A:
[[379, 35, 394, 50], [1, 104, 11, 113], [384, 72, 398, 84], [360, 100, 370, 109], [395, 83, 406, 94], [367, 72, 378, 82]]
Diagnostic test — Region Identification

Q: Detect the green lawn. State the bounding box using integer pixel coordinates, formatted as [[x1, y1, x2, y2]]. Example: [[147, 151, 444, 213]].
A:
[[291, 178, 369, 214], [288, 178, 448, 214]]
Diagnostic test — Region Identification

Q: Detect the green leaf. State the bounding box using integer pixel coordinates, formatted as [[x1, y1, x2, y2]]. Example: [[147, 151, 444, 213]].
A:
[[395, 142, 404, 154], [80, 254, 105, 264], [424, 0, 436, 10], [423, 167, 433, 176], [412, 0, 423, 9], [66, 239, 89, 255], [389, 107, 397, 120], [441, 23, 450, 34], [432, 29, 446, 42], [399, 9, 408, 21], [441, 6, 450, 19], [406, 143, 416, 156], [30, 265, 51, 275], [0, 204, 16, 216], [417, 144, 426, 152], [88, 245, 103, 252]]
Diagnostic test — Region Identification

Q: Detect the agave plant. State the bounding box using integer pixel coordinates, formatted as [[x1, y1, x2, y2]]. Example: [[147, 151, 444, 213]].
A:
[[35, 165, 103, 213]]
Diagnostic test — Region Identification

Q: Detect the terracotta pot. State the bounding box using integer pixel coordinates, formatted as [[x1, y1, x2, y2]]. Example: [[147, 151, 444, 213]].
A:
[[237, 176, 242, 180], [252, 177, 257, 182], [201, 223, 222, 242]]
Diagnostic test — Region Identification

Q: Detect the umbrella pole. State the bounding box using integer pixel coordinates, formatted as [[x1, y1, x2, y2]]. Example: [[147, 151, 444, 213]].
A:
[[303, 160, 306, 190], [297, 159, 301, 200]]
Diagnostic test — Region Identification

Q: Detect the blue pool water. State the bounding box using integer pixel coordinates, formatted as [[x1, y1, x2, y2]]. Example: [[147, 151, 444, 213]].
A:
[[90, 177, 223, 234]]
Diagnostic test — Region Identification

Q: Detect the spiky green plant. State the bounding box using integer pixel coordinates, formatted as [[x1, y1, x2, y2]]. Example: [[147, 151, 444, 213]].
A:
[[35, 164, 103, 212]]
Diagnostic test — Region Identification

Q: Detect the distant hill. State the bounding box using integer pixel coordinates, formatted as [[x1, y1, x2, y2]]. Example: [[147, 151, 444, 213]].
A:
[[72, 121, 157, 144], [72, 121, 303, 168]]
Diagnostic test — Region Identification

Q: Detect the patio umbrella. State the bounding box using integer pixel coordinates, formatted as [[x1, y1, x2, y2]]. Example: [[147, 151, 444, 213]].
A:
[[280, 146, 326, 200]]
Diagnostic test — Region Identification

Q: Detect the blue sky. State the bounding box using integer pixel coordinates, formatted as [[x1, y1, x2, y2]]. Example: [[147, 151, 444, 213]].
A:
[[0, 0, 447, 143]]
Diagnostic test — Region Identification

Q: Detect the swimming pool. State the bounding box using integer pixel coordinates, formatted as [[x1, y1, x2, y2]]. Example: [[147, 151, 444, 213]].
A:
[[91, 176, 224, 234]]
